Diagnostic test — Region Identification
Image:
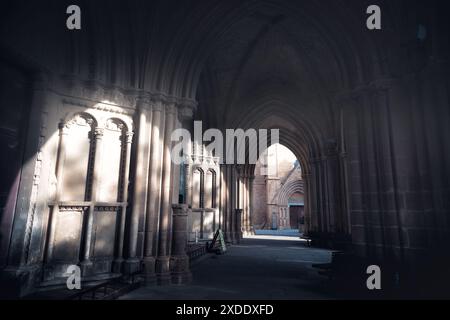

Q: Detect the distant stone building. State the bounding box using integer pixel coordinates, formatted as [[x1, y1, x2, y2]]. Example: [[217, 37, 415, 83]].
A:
[[252, 144, 304, 231]]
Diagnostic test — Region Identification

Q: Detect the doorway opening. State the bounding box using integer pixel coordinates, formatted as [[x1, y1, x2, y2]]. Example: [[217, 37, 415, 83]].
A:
[[250, 143, 305, 240]]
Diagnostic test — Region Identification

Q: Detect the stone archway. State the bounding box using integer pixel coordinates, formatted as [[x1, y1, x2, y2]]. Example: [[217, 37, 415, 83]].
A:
[[276, 179, 305, 231], [1, 0, 450, 298]]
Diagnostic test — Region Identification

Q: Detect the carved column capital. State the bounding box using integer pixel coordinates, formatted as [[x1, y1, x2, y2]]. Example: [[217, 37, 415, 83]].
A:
[[165, 103, 178, 115], [172, 204, 189, 216], [94, 127, 104, 138], [125, 131, 134, 144], [58, 122, 70, 135], [152, 100, 164, 113]]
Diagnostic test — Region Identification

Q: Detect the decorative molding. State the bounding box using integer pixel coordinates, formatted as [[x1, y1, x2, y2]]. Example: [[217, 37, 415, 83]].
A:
[[53, 75, 198, 116], [95, 206, 120, 212], [61, 98, 133, 116], [59, 206, 89, 212], [23, 92, 51, 265]]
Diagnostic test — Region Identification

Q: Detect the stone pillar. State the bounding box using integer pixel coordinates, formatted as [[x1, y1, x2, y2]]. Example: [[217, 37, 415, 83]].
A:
[[1, 72, 50, 297], [45, 123, 68, 263], [219, 164, 226, 232], [219, 166, 224, 230], [125, 105, 151, 274], [81, 127, 104, 275], [309, 159, 321, 233], [184, 160, 192, 206], [113, 131, 133, 273], [170, 204, 192, 284], [338, 107, 351, 235], [230, 166, 238, 243], [178, 105, 194, 206], [243, 174, 249, 235], [235, 209, 243, 243], [143, 102, 163, 284], [238, 168, 244, 236], [323, 141, 338, 233], [265, 175, 272, 230], [156, 105, 176, 284], [225, 165, 232, 241], [249, 175, 255, 234]]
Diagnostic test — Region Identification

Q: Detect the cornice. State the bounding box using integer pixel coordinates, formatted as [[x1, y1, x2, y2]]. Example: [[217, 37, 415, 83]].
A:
[[50, 74, 198, 115]]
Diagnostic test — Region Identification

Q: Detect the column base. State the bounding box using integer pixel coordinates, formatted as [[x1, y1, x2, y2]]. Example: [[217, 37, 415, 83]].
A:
[[80, 259, 94, 276], [123, 258, 141, 275], [232, 232, 241, 244], [242, 229, 254, 237], [142, 256, 157, 285], [112, 258, 124, 273], [155, 256, 171, 285], [0, 265, 41, 298], [225, 231, 233, 243], [170, 255, 192, 285]]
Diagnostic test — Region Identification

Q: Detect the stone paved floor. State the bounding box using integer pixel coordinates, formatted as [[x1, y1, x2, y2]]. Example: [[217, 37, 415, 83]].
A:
[[119, 235, 337, 300]]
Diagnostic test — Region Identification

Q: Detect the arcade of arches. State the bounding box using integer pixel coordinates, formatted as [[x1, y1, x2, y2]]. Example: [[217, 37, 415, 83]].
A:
[[0, 0, 449, 298]]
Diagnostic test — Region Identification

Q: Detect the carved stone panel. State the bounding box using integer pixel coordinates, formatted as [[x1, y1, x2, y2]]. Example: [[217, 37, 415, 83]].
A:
[[92, 210, 117, 259], [188, 211, 202, 241], [52, 209, 84, 263], [203, 211, 215, 239]]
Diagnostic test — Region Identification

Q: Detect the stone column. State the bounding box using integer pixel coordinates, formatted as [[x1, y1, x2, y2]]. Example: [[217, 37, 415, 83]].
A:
[[2, 72, 50, 297], [170, 204, 192, 284], [238, 168, 244, 236], [338, 107, 351, 235], [219, 164, 226, 232], [265, 174, 272, 230], [249, 175, 255, 234], [243, 174, 249, 235], [45, 123, 68, 263], [156, 104, 176, 284], [184, 160, 192, 206], [230, 166, 237, 243], [113, 131, 133, 273], [303, 172, 312, 235], [214, 165, 221, 230], [309, 159, 320, 232], [81, 127, 104, 275], [218, 166, 224, 230], [177, 105, 194, 206], [235, 209, 243, 243], [125, 105, 151, 274], [143, 101, 163, 284], [225, 165, 232, 241]]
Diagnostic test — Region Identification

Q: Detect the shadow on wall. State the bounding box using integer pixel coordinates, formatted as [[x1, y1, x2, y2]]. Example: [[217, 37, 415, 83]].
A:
[[0, 56, 34, 269], [0, 50, 139, 287]]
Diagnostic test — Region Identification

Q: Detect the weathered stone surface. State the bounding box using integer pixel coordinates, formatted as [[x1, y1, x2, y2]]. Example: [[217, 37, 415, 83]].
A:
[[0, 0, 449, 298]]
